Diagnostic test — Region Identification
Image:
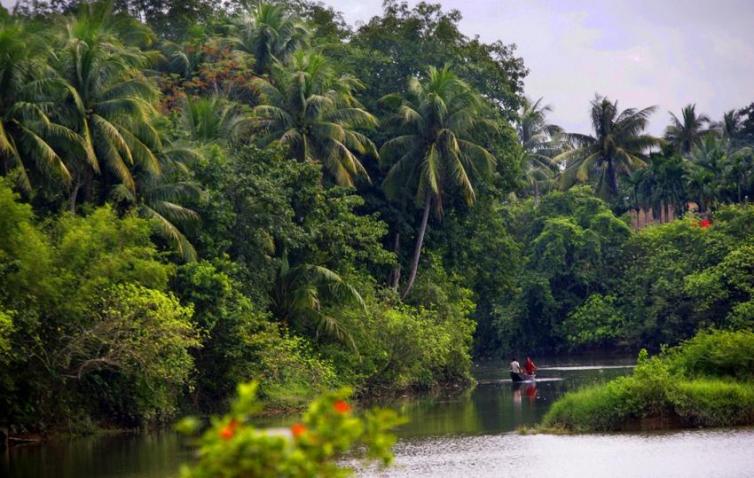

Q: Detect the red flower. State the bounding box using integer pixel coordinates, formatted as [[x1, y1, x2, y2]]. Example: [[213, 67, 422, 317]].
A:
[[291, 423, 307, 439], [333, 400, 351, 414], [699, 218, 712, 229], [219, 419, 238, 441]]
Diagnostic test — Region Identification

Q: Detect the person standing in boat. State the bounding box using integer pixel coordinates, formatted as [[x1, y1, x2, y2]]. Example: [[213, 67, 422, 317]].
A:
[[524, 356, 537, 376], [510, 357, 522, 381]]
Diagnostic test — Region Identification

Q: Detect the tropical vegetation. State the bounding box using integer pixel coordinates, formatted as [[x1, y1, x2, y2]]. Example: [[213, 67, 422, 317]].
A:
[[1, 0, 753, 442]]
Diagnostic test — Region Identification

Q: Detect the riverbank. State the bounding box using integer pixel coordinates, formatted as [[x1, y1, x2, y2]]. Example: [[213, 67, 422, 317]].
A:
[[540, 329, 754, 432]]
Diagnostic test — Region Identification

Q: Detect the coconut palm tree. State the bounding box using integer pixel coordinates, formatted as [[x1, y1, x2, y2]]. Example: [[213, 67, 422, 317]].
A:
[[716, 110, 743, 143], [252, 51, 377, 186], [233, 1, 309, 76], [665, 104, 711, 155], [55, 2, 162, 209], [111, 142, 203, 261], [686, 136, 725, 211], [555, 95, 658, 199], [270, 250, 365, 350], [0, 20, 84, 193], [516, 97, 564, 199], [380, 65, 497, 297], [180, 96, 253, 144]]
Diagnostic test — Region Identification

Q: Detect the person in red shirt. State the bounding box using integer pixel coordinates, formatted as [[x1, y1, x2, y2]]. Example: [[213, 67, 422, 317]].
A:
[[524, 356, 537, 376]]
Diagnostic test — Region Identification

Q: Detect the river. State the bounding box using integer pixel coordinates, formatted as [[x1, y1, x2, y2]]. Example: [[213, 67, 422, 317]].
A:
[[4, 357, 754, 477]]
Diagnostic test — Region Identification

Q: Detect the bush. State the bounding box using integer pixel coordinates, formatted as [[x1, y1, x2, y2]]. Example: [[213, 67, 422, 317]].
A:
[[542, 356, 672, 432], [178, 382, 402, 478], [669, 379, 754, 427], [74, 284, 200, 425], [665, 329, 754, 380], [542, 330, 754, 432]]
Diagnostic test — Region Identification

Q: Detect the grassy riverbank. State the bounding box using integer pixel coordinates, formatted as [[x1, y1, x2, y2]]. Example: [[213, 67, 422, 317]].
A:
[[540, 329, 754, 432]]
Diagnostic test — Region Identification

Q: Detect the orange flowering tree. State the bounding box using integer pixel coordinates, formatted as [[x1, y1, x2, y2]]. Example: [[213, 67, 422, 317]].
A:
[[178, 382, 403, 477]]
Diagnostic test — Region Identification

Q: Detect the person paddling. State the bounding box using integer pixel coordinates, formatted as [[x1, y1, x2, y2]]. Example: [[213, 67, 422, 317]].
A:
[[524, 356, 537, 376]]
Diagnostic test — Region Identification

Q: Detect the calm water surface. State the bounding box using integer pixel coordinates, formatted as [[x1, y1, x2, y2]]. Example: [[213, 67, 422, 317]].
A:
[[4, 357, 754, 477]]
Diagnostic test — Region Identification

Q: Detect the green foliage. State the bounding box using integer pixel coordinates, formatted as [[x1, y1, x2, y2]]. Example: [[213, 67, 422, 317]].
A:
[[180, 382, 402, 478], [75, 283, 199, 424], [0, 180, 193, 428], [664, 329, 754, 381], [556, 95, 659, 198], [562, 294, 626, 348], [493, 188, 631, 352], [252, 51, 377, 187], [543, 329, 754, 432]]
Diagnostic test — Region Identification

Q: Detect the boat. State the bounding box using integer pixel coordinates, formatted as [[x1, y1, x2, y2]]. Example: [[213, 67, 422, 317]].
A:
[[510, 372, 536, 382]]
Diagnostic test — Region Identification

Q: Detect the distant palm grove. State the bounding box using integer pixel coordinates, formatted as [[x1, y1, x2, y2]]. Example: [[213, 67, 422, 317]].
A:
[[2, 0, 754, 432]]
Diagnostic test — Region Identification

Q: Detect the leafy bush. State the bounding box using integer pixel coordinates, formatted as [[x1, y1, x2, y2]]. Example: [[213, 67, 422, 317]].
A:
[[179, 382, 402, 478], [669, 379, 754, 427], [542, 330, 754, 432], [665, 329, 754, 380]]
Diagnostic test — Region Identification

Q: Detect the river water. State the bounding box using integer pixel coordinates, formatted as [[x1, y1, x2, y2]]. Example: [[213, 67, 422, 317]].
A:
[[4, 357, 754, 477]]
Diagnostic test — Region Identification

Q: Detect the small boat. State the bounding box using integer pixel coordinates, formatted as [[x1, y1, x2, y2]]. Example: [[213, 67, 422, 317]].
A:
[[510, 372, 536, 382]]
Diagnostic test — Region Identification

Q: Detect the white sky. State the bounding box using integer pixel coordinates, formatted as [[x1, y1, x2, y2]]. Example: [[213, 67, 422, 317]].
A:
[[4, 0, 753, 135], [328, 0, 754, 136]]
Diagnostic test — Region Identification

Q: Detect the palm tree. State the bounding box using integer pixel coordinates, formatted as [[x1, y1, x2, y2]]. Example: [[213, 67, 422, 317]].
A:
[[0, 20, 84, 193], [665, 104, 711, 155], [716, 110, 743, 142], [555, 95, 658, 199], [180, 96, 253, 144], [686, 136, 725, 211], [380, 65, 496, 297], [55, 2, 162, 209], [270, 251, 365, 350], [113, 143, 202, 261], [516, 97, 564, 199], [233, 1, 308, 76], [252, 51, 378, 187]]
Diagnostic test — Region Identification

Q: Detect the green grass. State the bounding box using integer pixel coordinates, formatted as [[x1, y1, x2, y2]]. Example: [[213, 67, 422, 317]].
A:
[[541, 329, 754, 432]]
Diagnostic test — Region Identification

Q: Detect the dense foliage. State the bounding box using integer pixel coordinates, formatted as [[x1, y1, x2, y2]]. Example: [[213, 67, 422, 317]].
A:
[[542, 329, 754, 431], [1, 0, 753, 436]]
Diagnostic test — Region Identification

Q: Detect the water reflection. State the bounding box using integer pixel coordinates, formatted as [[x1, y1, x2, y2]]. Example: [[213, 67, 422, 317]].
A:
[[0, 357, 638, 478], [389, 359, 633, 439]]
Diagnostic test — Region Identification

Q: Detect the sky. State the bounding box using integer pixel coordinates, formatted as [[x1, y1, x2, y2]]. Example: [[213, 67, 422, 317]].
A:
[[325, 0, 754, 136], [3, 0, 753, 135]]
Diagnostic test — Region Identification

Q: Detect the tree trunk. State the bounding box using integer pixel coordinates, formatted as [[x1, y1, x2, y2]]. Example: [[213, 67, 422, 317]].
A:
[[402, 196, 432, 299], [69, 180, 81, 213], [389, 231, 401, 291], [607, 160, 619, 196]]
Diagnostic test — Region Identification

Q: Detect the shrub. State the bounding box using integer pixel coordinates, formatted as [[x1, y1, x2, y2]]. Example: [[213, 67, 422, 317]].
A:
[[665, 329, 754, 380], [542, 330, 754, 432], [669, 379, 754, 427], [178, 382, 402, 478]]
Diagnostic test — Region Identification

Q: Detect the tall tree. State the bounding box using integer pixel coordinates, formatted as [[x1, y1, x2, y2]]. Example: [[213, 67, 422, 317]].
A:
[[516, 97, 563, 199], [233, 1, 309, 76], [556, 95, 658, 199], [665, 104, 711, 155], [380, 65, 496, 297], [270, 250, 365, 350], [0, 19, 83, 193], [55, 1, 163, 209], [252, 51, 378, 187]]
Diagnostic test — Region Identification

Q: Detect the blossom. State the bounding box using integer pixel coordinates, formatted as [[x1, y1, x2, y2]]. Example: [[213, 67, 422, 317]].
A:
[[333, 400, 351, 414], [291, 422, 307, 438], [219, 419, 239, 441], [699, 218, 712, 229]]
